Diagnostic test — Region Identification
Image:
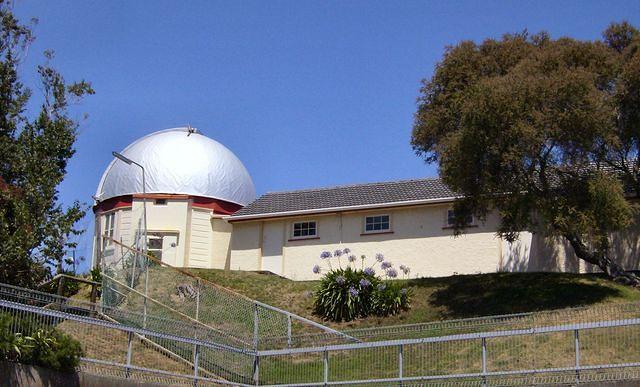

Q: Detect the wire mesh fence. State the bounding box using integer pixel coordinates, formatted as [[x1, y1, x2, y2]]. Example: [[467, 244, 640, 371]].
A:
[[254, 318, 640, 386], [0, 296, 257, 385], [2, 282, 640, 386], [101, 237, 357, 350]]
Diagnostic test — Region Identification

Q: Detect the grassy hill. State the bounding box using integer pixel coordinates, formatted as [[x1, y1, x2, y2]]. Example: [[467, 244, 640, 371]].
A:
[[189, 270, 640, 329]]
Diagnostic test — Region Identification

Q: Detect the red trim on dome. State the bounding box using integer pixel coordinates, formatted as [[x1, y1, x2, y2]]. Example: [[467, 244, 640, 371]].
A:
[[192, 197, 243, 214], [93, 194, 243, 215], [93, 196, 133, 213]]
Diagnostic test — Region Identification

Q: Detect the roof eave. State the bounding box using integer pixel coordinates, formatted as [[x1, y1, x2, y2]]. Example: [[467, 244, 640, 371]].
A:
[[225, 196, 459, 222]]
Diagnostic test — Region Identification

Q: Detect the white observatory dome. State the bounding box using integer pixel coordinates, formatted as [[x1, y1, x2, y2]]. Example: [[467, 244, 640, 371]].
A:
[[96, 127, 256, 206]]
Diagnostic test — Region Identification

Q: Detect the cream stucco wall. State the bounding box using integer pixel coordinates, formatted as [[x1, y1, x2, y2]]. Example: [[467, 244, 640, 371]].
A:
[[229, 204, 506, 280], [93, 198, 234, 270], [228, 203, 640, 281]]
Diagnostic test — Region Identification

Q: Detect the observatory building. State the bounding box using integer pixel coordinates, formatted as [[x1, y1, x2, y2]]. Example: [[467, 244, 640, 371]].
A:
[[92, 127, 255, 269]]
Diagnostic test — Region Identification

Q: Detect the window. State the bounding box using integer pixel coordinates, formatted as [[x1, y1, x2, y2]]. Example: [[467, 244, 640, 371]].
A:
[[446, 209, 474, 227], [146, 232, 179, 262], [155, 199, 167, 205], [102, 212, 116, 249], [292, 221, 317, 239], [364, 215, 390, 233]]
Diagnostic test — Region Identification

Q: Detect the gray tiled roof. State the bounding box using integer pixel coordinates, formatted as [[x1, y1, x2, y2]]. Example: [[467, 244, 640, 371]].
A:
[[230, 177, 457, 219]]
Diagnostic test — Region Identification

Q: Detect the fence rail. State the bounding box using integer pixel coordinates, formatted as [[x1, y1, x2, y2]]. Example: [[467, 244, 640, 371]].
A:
[[101, 236, 356, 350], [3, 283, 640, 385]]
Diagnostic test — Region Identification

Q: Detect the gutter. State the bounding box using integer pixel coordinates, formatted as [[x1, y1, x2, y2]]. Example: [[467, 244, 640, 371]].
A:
[[225, 196, 460, 222]]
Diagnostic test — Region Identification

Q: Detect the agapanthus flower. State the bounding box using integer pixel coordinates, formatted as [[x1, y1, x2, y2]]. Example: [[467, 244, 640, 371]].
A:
[[334, 249, 343, 257], [320, 251, 332, 259], [399, 265, 410, 275], [386, 268, 398, 278], [377, 283, 386, 291], [348, 255, 357, 263], [312, 265, 321, 274], [363, 267, 375, 276], [359, 278, 371, 288], [381, 261, 392, 270], [335, 275, 346, 285], [343, 248, 351, 255], [400, 288, 408, 295], [348, 287, 359, 297], [375, 253, 384, 262]]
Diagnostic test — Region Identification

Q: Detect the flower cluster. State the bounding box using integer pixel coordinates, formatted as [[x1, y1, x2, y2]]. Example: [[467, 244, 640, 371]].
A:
[[312, 247, 412, 322]]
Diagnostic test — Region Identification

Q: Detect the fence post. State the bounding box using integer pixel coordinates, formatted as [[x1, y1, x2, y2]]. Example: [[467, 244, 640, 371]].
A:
[[193, 343, 200, 382], [57, 276, 65, 311], [398, 343, 404, 383], [575, 329, 580, 384], [253, 353, 260, 385], [126, 331, 134, 378], [195, 279, 200, 322], [287, 314, 292, 347], [90, 283, 97, 317], [253, 303, 259, 350], [130, 252, 137, 288], [323, 348, 329, 385], [481, 337, 487, 386]]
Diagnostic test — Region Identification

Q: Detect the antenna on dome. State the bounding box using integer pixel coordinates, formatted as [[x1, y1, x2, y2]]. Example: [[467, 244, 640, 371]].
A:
[[187, 124, 197, 136]]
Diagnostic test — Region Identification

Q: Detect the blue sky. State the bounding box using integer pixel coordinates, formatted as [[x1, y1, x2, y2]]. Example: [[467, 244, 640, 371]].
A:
[[12, 0, 640, 269]]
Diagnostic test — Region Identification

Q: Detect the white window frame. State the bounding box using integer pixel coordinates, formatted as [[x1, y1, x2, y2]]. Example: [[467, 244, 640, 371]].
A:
[[363, 214, 391, 234], [290, 220, 318, 240], [102, 212, 117, 248], [445, 209, 475, 228]]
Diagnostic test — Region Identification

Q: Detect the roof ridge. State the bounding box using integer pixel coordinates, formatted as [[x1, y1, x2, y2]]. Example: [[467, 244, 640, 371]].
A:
[[262, 176, 442, 195]]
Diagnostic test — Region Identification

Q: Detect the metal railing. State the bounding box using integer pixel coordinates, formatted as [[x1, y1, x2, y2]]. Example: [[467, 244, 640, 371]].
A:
[[254, 317, 640, 385], [101, 237, 357, 350], [3, 283, 640, 386], [0, 297, 257, 385]]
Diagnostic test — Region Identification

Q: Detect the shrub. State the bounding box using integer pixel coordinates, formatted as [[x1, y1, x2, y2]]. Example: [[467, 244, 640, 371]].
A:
[[312, 249, 411, 322], [0, 313, 83, 372]]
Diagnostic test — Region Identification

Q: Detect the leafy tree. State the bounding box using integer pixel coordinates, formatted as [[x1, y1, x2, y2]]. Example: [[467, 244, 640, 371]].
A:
[[412, 22, 640, 285], [0, 2, 93, 287]]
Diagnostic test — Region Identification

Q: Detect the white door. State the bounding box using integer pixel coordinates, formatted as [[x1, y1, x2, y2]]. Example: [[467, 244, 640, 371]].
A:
[[161, 234, 179, 266], [261, 222, 283, 275]]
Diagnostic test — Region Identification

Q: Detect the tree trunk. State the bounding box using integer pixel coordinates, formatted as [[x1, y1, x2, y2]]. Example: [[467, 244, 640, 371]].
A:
[[564, 233, 640, 286]]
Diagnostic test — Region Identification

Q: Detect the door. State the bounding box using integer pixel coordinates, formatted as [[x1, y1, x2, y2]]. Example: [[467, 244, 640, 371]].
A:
[[261, 222, 283, 275]]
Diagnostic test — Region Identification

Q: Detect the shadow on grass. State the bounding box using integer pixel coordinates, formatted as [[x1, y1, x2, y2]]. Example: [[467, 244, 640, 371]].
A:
[[409, 272, 624, 319]]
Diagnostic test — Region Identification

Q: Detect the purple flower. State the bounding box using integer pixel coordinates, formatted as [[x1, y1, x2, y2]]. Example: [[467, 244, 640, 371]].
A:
[[399, 265, 410, 275], [359, 278, 371, 288], [312, 265, 321, 274], [347, 255, 357, 263], [400, 288, 408, 295], [386, 268, 398, 278], [381, 261, 392, 270], [320, 251, 332, 259], [375, 253, 384, 262], [348, 287, 359, 297], [336, 275, 346, 285], [363, 267, 375, 276], [343, 248, 351, 255], [377, 283, 386, 291], [334, 249, 343, 257]]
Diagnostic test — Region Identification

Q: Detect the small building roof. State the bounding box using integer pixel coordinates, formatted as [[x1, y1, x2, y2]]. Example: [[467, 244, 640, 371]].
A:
[[228, 177, 458, 221]]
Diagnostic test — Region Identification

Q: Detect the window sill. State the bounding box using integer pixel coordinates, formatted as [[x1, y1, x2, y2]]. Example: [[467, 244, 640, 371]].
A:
[[360, 231, 394, 236], [442, 225, 479, 230], [288, 236, 320, 242]]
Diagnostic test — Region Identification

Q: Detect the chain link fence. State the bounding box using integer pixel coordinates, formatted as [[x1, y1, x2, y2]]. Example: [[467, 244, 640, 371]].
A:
[[101, 237, 356, 350], [3, 282, 640, 386]]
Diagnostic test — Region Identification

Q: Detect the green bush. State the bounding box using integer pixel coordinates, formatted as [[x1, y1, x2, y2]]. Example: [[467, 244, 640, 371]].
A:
[[312, 249, 411, 322], [0, 313, 83, 372]]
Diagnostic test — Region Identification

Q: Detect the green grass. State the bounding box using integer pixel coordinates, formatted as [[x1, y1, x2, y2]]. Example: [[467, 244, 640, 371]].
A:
[[190, 269, 640, 330]]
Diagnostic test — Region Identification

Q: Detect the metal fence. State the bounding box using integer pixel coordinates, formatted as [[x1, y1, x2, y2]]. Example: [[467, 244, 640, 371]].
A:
[[3, 283, 640, 386], [0, 297, 256, 385], [101, 237, 356, 350], [254, 318, 640, 386]]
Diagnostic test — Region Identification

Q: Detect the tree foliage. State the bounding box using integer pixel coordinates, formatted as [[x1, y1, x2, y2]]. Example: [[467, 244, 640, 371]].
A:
[[0, 2, 93, 287], [412, 22, 640, 284]]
